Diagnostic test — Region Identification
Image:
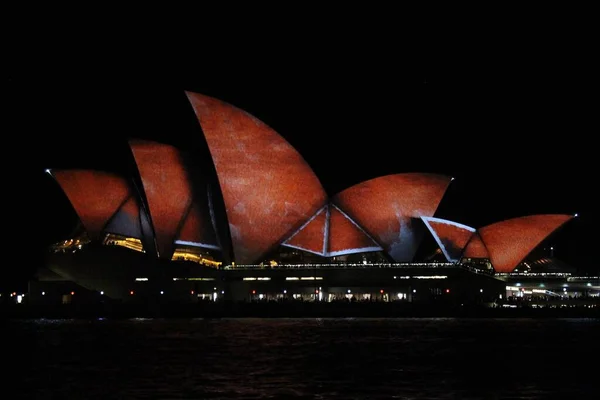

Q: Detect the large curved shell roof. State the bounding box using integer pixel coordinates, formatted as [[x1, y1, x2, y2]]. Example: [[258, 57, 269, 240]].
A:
[[478, 214, 573, 273], [332, 173, 452, 262], [185, 92, 328, 264]]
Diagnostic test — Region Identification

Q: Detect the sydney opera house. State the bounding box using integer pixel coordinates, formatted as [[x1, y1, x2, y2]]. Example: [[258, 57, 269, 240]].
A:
[[27, 92, 598, 308]]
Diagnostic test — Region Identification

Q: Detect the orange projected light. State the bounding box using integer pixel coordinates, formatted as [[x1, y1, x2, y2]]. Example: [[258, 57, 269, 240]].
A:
[[327, 204, 382, 256], [282, 206, 327, 256], [332, 173, 452, 262], [104, 195, 143, 239], [478, 214, 573, 273], [52, 170, 131, 239], [130, 139, 218, 258], [421, 217, 475, 262], [462, 232, 489, 259], [186, 92, 327, 264]]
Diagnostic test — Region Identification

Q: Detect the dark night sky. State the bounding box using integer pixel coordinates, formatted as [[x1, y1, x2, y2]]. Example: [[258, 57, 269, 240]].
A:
[[5, 31, 599, 289]]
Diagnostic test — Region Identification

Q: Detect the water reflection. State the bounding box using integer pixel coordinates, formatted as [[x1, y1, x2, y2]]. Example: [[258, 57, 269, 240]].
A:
[[5, 318, 599, 399]]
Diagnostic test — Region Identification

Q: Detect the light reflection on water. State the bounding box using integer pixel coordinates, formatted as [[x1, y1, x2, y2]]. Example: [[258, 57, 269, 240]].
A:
[[4, 318, 599, 399]]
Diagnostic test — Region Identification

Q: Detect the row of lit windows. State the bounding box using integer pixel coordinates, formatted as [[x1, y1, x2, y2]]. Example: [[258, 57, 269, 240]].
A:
[[135, 277, 216, 281], [507, 283, 594, 290], [135, 276, 455, 282], [231, 262, 455, 268]]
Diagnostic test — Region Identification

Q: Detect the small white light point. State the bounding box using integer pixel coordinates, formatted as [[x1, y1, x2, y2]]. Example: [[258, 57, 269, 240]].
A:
[[451, 177, 455, 181], [574, 213, 578, 217], [45, 169, 52, 175]]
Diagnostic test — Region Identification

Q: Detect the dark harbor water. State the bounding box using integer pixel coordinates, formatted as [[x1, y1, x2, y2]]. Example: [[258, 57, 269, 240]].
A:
[[4, 318, 599, 399]]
